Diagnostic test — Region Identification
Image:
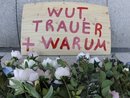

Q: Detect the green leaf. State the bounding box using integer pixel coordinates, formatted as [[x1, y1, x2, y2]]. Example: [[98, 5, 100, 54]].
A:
[[127, 91, 130, 96], [78, 85, 85, 91], [67, 84, 74, 90], [9, 79, 23, 90], [101, 80, 113, 88], [117, 64, 124, 72], [72, 67, 77, 76], [99, 71, 106, 83], [15, 88, 25, 95], [25, 61, 29, 68], [88, 63, 94, 73], [44, 86, 53, 98], [106, 94, 112, 98], [76, 89, 82, 95], [58, 86, 69, 98], [79, 66, 84, 72], [42, 88, 48, 96], [9, 79, 25, 95], [70, 78, 78, 87], [57, 59, 67, 67], [75, 96, 80, 98], [94, 95, 102, 98], [72, 91, 75, 96], [105, 62, 112, 70], [10, 79, 22, 86], [106, 70, 113, 78], [23, 82, 41, 98], [79, 60, 88, 72], [101, 86, 110, 97], [6, 93, 15, 98]]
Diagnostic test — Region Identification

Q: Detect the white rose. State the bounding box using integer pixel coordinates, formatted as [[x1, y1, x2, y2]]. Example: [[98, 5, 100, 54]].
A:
[[13, 68, 39, 83], [44, 70, 52, 79], [99, 62, 103, 67], [54, 80, 63, 84], [36, 68, 45, 76], [36, 69, 52, 79], [110, 91, 119, 98], [27, 60, 36, 68], [89, 57, 100, 64], [77, 52, 90, 60], [42, 58, 60, 68], [42, 58, 52, 67], [29, 71, 39, 81], [123, 68, 129, 72], [11, 50, 22, 59], [55, 67, 70, 80], [23, 59, 36, 68], [28, 51, 39, 58], [52, 59, 60, 69]]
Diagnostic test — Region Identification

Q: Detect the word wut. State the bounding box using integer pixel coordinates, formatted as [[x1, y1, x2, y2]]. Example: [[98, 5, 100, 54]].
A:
[[23, 6, 106, 51]]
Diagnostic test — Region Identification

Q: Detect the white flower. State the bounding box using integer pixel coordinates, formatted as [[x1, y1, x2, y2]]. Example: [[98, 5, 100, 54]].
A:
[[42, 58, 52, 67], [55, 67, 70, 79], [110, 91, 119, 98], [28, 51, 38, 58], [123, 68, 129, 72], [54, 80, 63, 84], [89, 57, 100, 64], [99, 62, 103, 67], [42, 58, 60, 68], [36, 69, 51, 79], [52, 59, 60, 69], [44, 70, 52, 79], [11, 50, 22, 59], [22, 59, 36, 68], [36, 68, 45, 76], [77, 52, 90, 60], [13, 68, 39, 83]]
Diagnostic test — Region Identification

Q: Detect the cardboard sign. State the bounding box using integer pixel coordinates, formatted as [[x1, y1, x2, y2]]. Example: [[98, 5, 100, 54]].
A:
[[21, 2, 111, 55]]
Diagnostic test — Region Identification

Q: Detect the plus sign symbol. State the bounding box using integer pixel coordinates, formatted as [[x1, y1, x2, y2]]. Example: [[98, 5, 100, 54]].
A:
[[22, 37, 35, 51]]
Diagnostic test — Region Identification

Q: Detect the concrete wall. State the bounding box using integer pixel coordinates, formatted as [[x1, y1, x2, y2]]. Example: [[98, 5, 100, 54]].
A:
[[0, 0, 130, 63]]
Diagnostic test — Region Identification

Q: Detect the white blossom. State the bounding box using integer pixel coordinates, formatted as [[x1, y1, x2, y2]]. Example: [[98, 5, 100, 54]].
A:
[[36, 68, 45, 76], [44, 70, 52, 79], [52, 59, 60, 69], [89, 57, 100, 64], [22, 59, 36, 68], [13, 68, 39, 83], [36, 69, 51, 79], [11, 50, 22, 59], [77, 52, 90, 60], [55, 67, 70, 79], [54, 80, 63, 84], [123, 68, 129, 72], [42, 58, 60, 68], [42, 58, 52, 67], [110, 91, 119, 98], [28, 51, 39, 58], [99, 62, 103, 67]]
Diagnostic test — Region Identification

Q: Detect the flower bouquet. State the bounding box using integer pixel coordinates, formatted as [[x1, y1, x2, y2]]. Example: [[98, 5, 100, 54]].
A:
[[0, 51, 130, 98]]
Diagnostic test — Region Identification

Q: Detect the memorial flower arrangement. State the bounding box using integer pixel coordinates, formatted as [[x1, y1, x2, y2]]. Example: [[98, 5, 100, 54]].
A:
[[0, 51, 130, 98]]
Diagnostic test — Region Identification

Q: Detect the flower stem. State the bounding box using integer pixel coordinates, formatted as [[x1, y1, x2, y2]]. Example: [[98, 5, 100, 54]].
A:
[[25, 93, 28, 98], [62, 78, 71, 98], [42, 81, 48, 89]]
